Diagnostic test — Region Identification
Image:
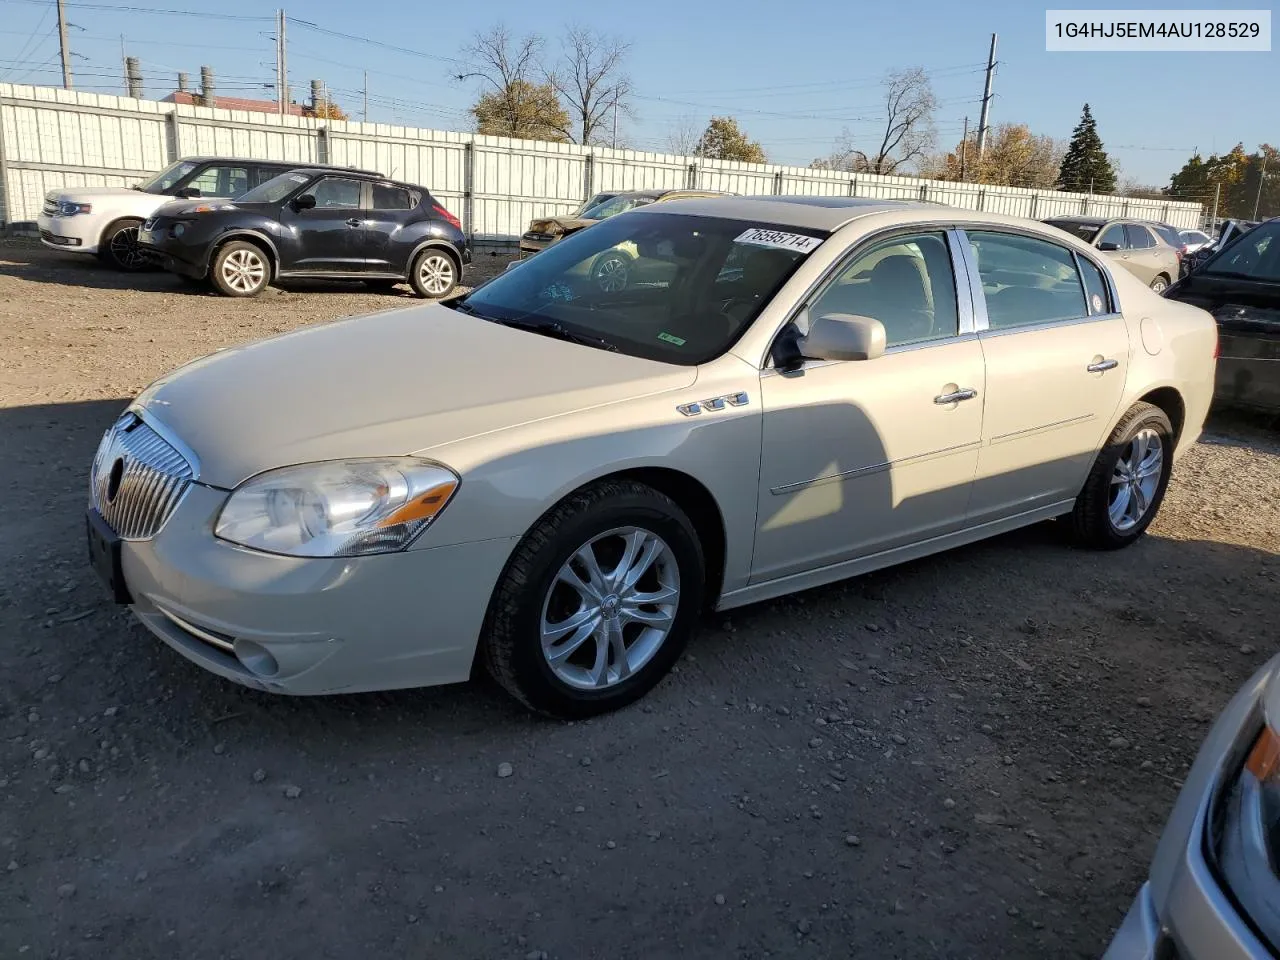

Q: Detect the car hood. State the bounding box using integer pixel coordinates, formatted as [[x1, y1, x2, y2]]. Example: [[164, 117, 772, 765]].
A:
[[528, 216, 598, 234], [48, 187, 152, 201], [134, 303, 697, 488], [151, 198, 236, 218]]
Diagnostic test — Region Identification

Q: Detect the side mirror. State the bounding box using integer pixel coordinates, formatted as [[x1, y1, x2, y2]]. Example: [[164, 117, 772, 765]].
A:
[[1097, 241, 1120, 252], [798, 314, 886, 362], [293, 194, 317, 211], [174, 187, 200, 199]]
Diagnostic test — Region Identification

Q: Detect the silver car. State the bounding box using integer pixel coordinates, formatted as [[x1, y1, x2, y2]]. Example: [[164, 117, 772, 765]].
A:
[[86, 196, 1217, 717], [1104, 652, 1280, 959]]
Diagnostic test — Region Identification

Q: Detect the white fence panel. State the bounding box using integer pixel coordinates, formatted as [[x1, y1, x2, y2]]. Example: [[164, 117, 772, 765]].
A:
[[0, 81, 1204, 239]]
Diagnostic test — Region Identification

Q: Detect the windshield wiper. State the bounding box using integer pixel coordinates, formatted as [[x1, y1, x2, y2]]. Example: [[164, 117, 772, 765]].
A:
[[497, 317, 618, 352], [447, 298, 487, 317]]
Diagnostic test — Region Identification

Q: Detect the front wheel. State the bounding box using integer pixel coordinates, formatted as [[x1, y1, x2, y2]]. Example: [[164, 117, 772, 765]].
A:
[[409, 249, 458, 299], [482, 480, 706, 718], [100, 219, 148, 271], [1068, 401, 1174, 549], [210, 241, 270, 297], [1149, 274, 1170, 294], [591, 250, 632, 292]]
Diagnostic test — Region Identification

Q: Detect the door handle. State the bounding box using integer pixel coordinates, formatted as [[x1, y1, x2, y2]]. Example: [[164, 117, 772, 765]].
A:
[[934, 388, 977, 404], [1087, 359, 1119, 373], [346, 218, 363, 228]]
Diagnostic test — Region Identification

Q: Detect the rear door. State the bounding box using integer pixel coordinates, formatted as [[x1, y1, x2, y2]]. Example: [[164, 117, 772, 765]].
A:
[[963, 229, 1130, 523], [277, 175, 367, 274], [363, 182, 418, 274], [1123, 223, 1161, 285]]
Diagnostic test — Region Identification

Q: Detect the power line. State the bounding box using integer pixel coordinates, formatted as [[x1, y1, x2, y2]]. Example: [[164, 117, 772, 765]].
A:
[[9, 0, 271, 20], [286, 17, 471, 67]]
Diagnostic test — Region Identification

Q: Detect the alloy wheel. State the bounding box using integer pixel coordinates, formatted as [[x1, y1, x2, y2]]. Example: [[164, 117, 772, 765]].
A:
[[418, 254, 455, 296], [539, 526, 680, 690], [1109, 428, 1164, 531], [110, 226, 146, 269], [594, 255, 628, 292], [221, 248, 266, 293]]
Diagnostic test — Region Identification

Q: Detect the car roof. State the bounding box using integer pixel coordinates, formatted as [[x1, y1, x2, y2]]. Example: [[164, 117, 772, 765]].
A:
[[640, 195, 961, 231], [282, 167, 408, 184], [180, 156, 381, 176]]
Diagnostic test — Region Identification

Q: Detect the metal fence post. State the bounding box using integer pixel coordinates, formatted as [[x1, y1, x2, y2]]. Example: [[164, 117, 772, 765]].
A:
[[849, 176, 857, 197], [316, 125, 328, 166], [773, 170, 784, 196], [165, 111, 181, 164], [977, 189, 985, 212], [919, 182, 929, 202], [583, 152, 594, 202], [1029, 193, 1038, 219], [463, 140, 475, 241]]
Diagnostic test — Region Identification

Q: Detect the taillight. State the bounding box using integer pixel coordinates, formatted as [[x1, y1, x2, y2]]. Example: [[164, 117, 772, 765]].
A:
[[1213, 328, 1221, 358], [433, 204, 461, 229]]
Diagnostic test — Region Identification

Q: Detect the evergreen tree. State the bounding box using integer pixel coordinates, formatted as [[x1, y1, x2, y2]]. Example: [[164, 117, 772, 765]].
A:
[[1056, 104, 1116, 194]]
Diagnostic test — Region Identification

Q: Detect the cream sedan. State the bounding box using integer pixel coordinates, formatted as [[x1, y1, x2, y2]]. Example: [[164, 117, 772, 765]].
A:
[[87, 197, 1217, 717]]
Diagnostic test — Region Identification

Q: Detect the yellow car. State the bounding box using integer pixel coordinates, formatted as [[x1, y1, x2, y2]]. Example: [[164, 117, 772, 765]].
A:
[[519, 189, 733, 258]]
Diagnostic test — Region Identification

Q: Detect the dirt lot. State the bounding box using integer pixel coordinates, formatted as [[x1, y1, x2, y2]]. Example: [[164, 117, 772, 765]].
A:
[[1, 238, 1278, 960]]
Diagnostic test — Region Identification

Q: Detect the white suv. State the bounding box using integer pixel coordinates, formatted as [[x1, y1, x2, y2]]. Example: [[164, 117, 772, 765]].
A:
[[37, 157, 362, 271]]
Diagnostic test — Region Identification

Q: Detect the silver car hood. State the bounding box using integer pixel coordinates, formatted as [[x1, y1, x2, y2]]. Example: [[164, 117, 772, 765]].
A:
[[135, 303, 696, 488]]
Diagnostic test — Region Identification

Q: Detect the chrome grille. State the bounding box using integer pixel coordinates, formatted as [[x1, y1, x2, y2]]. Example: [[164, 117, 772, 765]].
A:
[[90, 412, 194, 540]]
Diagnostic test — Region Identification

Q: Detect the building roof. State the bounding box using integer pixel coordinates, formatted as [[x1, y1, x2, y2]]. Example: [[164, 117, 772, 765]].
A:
[[163, 90, 308, 117]]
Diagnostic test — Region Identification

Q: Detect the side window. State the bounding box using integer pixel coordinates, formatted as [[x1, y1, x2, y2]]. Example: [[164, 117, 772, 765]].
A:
[[186, 164, 249, 198], [252, 166, 286, 189], [1078, 256, 1111, 314], [310, 177, 363, 208], [1097, 223, 1127, 249], [1125, 224, 1156, 249], [967, 231, 1087, 330], [371, 184, 413, 211], [808, 232, 959, 347]]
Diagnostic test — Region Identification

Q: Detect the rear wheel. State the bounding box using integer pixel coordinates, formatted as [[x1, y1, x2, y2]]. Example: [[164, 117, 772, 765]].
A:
[[409, 249, 458, 299], [482, 479, 706, 718], [1068, 401, 1174, 549], [99, 219, 148, 271], [210, 241, 270, 297]]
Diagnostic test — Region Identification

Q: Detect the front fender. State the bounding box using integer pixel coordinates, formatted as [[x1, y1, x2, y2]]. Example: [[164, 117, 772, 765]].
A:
[[209, 227, 282, 275]]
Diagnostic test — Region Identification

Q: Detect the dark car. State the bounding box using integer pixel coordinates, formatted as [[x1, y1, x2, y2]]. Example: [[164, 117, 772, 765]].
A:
[[1183, 219, 1261, 275], [139, 168, 469, 298], [1165, 217, 1280, 414], [519, 189, 734, 257]]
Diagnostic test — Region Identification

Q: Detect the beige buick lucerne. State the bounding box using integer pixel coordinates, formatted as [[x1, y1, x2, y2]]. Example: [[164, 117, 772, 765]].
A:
[[87, 196, 1217, 717]]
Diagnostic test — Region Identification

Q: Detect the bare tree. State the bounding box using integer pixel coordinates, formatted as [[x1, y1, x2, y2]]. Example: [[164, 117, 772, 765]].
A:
[[662, 116, 702, 156], [458, 25, 555, 139], [547, 25, 632, 146], [852, 68, 938, 175]]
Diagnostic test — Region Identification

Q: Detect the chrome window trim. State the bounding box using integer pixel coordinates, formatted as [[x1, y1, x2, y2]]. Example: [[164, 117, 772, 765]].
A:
[[956, 225, 1124, 337], [763, 220, 974, 371]]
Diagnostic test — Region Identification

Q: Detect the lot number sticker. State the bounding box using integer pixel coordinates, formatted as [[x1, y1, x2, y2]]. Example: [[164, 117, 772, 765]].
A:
[[735, 228, 823, 253]]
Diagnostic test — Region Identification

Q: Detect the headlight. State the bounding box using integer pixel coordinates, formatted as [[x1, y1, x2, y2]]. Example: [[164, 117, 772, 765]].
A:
[[171, 223, 186, 238], [1214, 722, 1280, 946], [57, 201, 92, 216], [214, 458, 459, 558], [192, 203, 236, 213]]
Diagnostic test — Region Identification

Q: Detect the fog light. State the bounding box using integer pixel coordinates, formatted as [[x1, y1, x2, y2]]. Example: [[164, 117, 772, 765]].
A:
[[234, 639, 279, 678]]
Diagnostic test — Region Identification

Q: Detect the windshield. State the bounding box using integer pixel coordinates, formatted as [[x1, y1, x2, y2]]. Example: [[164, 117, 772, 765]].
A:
[[581, 194, 656, 221], [460, 211, 826, 364], [1200, 221, 1280, 282], [235, 171, 311, 205], [1045, 219, 1101, 243], [573, 193, 617, 218], [134, 160, 199, 194]]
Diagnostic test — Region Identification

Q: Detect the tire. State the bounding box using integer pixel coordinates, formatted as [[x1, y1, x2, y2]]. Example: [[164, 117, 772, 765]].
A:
[[1067, 401, 1174, 549], [99, 219, 148, 271], [409, 248, 458, 299], [210, 241, 270, 298], [482, 479, 706, 718], [1149, 274, 1170, 294], [591, 250, 632, 292]]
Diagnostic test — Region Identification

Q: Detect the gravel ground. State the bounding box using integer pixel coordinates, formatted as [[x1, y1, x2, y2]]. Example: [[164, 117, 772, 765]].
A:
[[1, 238, 1278, 960]]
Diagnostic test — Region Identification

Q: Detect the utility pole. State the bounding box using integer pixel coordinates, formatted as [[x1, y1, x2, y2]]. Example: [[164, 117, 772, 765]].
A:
[[57, 0, 72, 89], [959, 116, 968, 181], [611, 98, 618, 149], [976, 33, 997, 160], [1210, 180, 1221, 227], [276, 9, 287, 115], [362, 70, 368, 122], [1253, 152, 1268, 220]]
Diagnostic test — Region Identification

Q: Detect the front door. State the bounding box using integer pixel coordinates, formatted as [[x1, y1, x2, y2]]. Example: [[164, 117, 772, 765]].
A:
[[278, 175, 367, 274], [752, 229, 986, 583], [962, 229, 1130, 523]]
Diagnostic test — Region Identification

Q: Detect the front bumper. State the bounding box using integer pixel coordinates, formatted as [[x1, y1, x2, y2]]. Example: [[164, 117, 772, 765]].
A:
[[113, 483, 516, 695], [138, 222, 210, 279], [37, 213, 99, 254], [1103, 654, 1280, 960], [519, 233, 556, 256]]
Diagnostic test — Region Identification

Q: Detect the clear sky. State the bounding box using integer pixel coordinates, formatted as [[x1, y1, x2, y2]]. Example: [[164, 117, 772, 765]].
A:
[[2, 0, 1275, 195]]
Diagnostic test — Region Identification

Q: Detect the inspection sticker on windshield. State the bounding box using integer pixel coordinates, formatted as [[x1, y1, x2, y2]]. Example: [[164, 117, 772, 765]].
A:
[[735, 228, 823, 253], [657, 332, 686, 346]]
